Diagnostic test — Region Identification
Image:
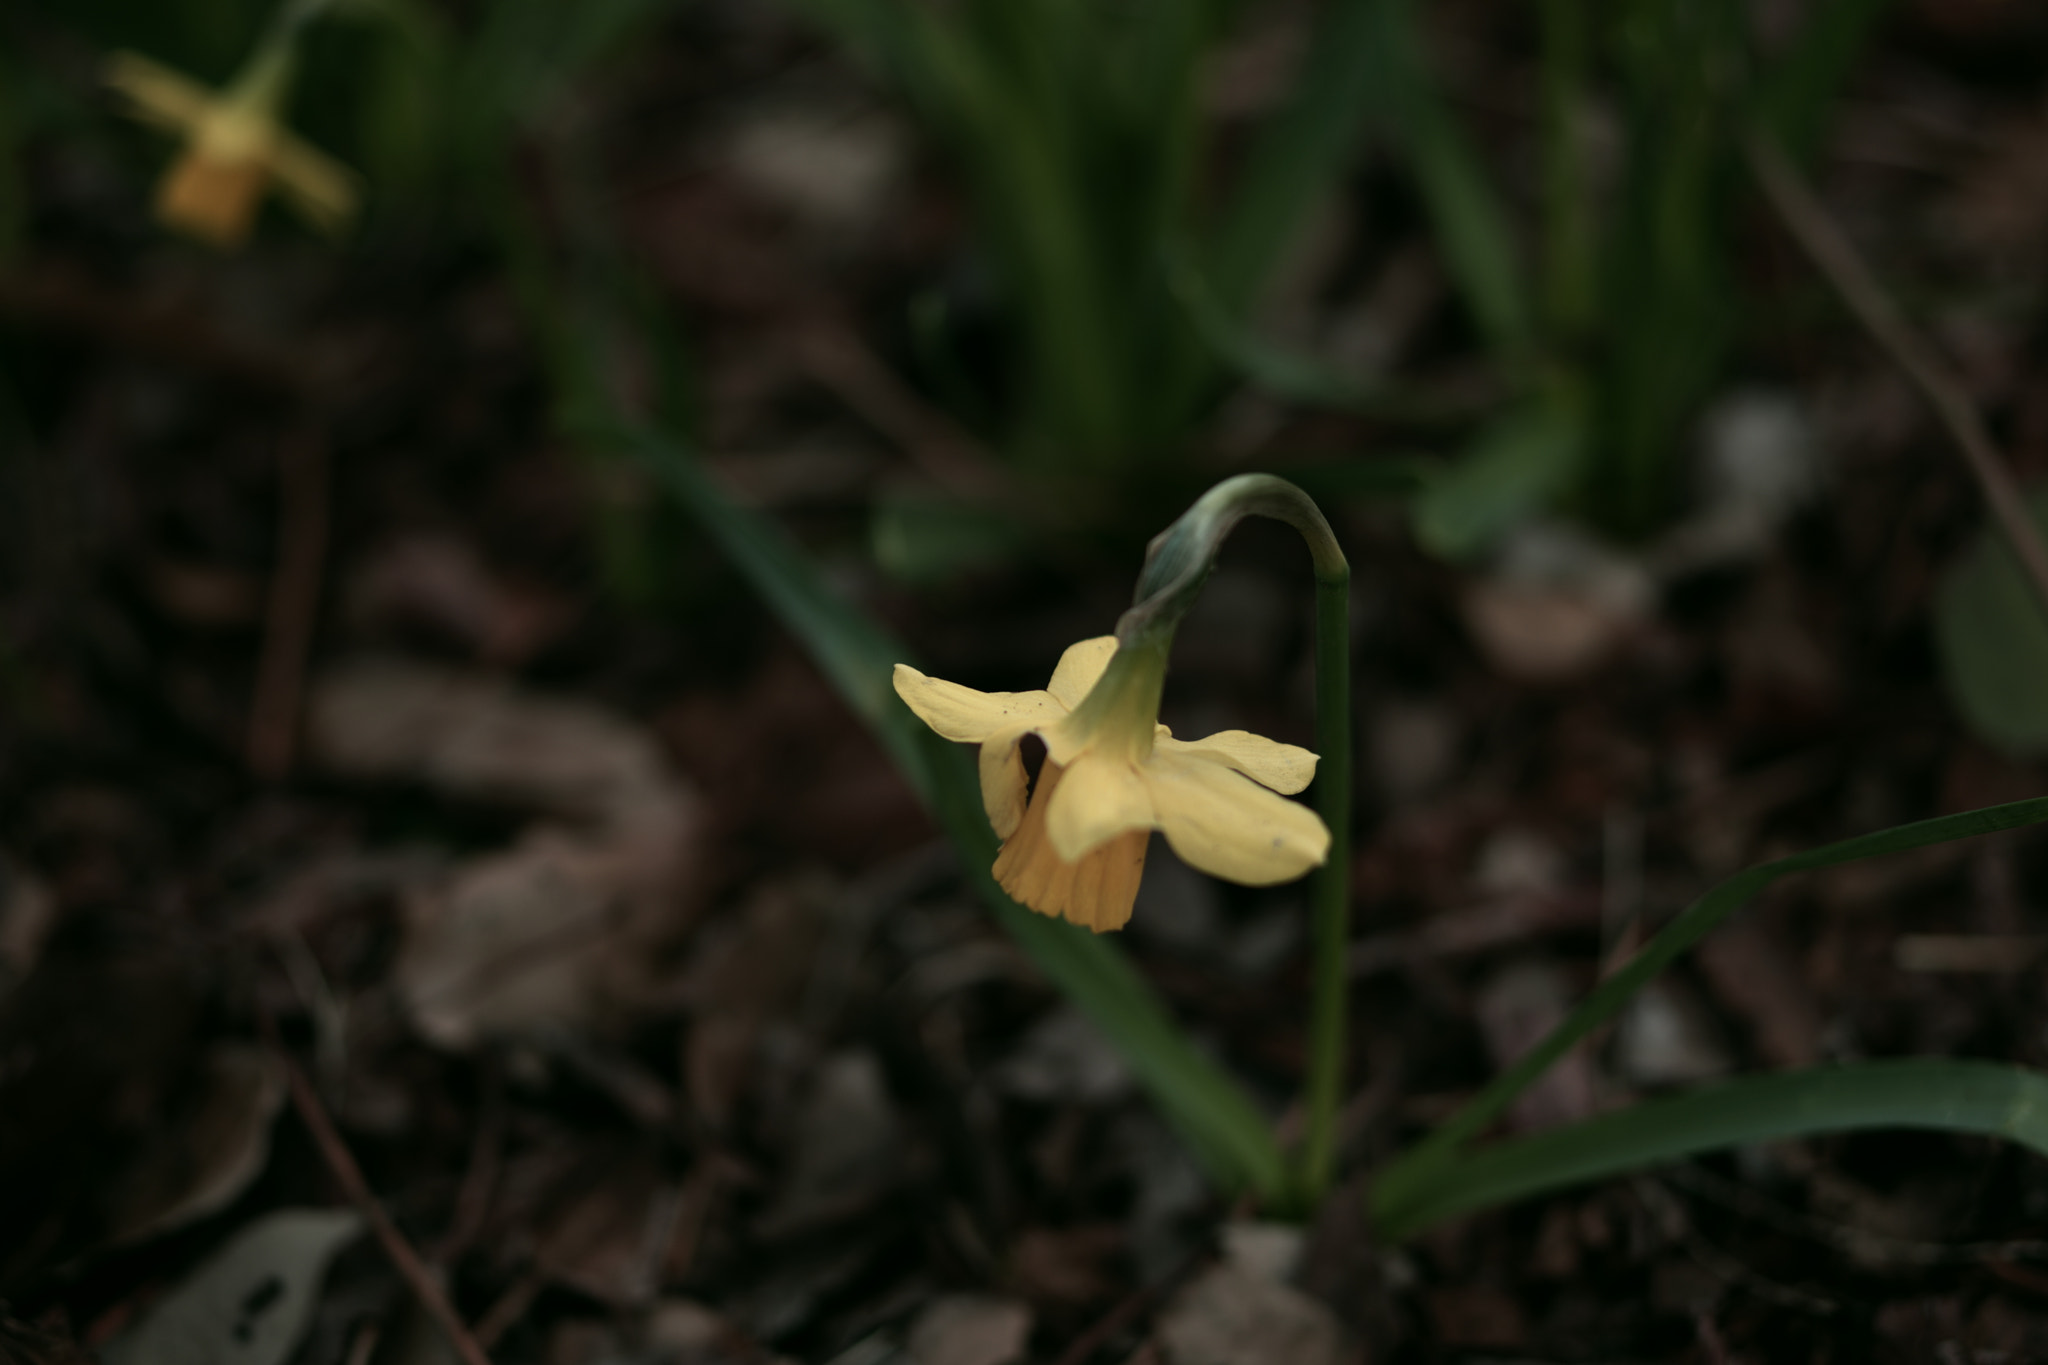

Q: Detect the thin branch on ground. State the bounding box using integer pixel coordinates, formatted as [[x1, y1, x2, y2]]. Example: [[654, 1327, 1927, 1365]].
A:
[[1747, 131, 2048, 618], [262, 1016, 496, 1365], [471, 1270, 545, 1352]]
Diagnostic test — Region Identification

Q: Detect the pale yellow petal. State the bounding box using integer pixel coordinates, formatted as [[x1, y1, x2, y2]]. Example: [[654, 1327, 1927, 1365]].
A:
[[266, 131, 360, 235], [106, 51, 216, 133], [893, 663, 1063, 743], [977, 722, 1037, 839], [1159, 730, 1318, 795], [1046, 751, 1154, 861], [1041, 710, 1089, 767], [1146, 746, 1329, 885], [1045, 636, 1118, 709]]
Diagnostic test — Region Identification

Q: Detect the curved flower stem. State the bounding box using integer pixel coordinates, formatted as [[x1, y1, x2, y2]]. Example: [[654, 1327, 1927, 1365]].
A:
[[1299, 559, 1353, 1205], [1126, 475, 1353, 1209]]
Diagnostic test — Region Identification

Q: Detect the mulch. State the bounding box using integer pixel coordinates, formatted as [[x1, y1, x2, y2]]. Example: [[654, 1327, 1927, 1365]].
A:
[[7, 1, 2048, 1361]]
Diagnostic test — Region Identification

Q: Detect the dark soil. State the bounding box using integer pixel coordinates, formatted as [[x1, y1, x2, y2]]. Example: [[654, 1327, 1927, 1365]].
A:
[[7, 1, 2048, 1362]]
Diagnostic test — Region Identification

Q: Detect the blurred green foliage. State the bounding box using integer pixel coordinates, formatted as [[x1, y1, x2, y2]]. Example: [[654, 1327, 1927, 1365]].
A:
[[1936, 485, 2048, 756], [1197, 0, 1891, 554], [5, 0, 1893, 558], [796, 0, 1384, 485]]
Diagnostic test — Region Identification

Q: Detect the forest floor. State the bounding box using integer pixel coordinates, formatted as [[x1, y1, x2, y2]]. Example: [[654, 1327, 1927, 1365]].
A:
[[9, 2, 2048, 1362]]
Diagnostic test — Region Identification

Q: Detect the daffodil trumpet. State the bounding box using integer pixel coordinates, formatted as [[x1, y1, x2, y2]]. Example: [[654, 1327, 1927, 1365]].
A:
[[106, 0, 359, 249], [894, 474, 1354, 1206]]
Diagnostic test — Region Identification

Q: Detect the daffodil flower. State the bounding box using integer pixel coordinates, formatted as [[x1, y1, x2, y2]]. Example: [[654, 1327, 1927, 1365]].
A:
[[106, 46, 357, 249], [894, 636, 1329, 932]]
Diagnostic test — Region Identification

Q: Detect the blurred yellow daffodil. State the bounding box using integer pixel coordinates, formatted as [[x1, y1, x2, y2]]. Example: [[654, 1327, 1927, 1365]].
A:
[[894, 636, 1328, 933], [106, 46, 357, 249]]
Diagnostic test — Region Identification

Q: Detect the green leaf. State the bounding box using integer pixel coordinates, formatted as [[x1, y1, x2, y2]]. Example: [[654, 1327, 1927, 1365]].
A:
[[872, 487, 1030, 585], [1374, 794, 2048, 1235], [1165, 248, 1471, 423], [1376, 1059, 2048, 1239], [1411, 399, 1585, 560], [793, 0, 1218, 466], [1204, 0, 1385, 314], [1935, 484, 2048, 755], [617, 427, 1289, 1200], [1588, 0, 1744, 537], [1360, 0, 1534, 362], [1537, 0, 1597, 339]]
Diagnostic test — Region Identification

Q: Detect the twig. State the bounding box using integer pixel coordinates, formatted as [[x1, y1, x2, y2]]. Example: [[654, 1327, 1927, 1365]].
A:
[[1633, 1176, 1839, 1316], [248, 424, 330, 779], [1747, 131, 2048, 619], [1050, 1246, 1205, 1365], [262, 1022, 495, 1365], [432, 1062, 504, 1266], [471, 1270, 544, 1352]]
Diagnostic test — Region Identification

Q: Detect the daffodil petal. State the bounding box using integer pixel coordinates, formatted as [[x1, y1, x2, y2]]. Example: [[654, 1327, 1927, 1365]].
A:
[[1147, 746, 1329, 885], [1158, 730, 1318, 795], [106, 51, 215, 131], [893, 664, 1063, 743], [1041, 710, 1089, 767], [977, 722, 1038, 839], [268, 131, 360, 233], [1045, 636, 1118, 710], [1046, 752, 1154, 861]]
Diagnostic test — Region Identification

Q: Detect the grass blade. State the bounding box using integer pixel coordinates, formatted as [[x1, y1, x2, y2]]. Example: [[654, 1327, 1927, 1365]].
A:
[[1360, 0, 1533, 362], [1375, 795, 2048, 1227], [1167, 247, 1442, 418], [1204, 0, 1384, 314], [615, 426, 1289, 1199], [1377, 1059, 2048, 1239], [1537, 0, 1595, 339], [1588, 0, 1743, 537], [1411, 396, 1585, 560]]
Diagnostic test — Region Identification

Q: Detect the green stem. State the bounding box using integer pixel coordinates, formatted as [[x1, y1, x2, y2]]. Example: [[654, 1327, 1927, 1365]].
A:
[[1299, 562, 1353, 1205], [1119, 474, 1354, 1210]]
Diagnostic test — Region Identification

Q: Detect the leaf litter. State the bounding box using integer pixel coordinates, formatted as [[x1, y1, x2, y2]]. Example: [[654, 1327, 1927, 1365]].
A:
[[8, 4, 2048, 1362]]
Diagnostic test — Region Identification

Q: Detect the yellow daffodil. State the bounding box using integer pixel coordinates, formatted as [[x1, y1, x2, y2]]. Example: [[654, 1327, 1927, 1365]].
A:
[[106, 47, 358, 249], [894, 636, 1329, 933]]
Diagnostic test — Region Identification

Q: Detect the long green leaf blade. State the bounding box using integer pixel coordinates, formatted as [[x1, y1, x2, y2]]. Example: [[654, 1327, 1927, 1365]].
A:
[[1361, 0, 1534, 361], [1204, 0, 1384, 313], [1377, 1059, 2048, 1239], [1375, 795, 2048, 1227], [1167, 247, 1440, 418]]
